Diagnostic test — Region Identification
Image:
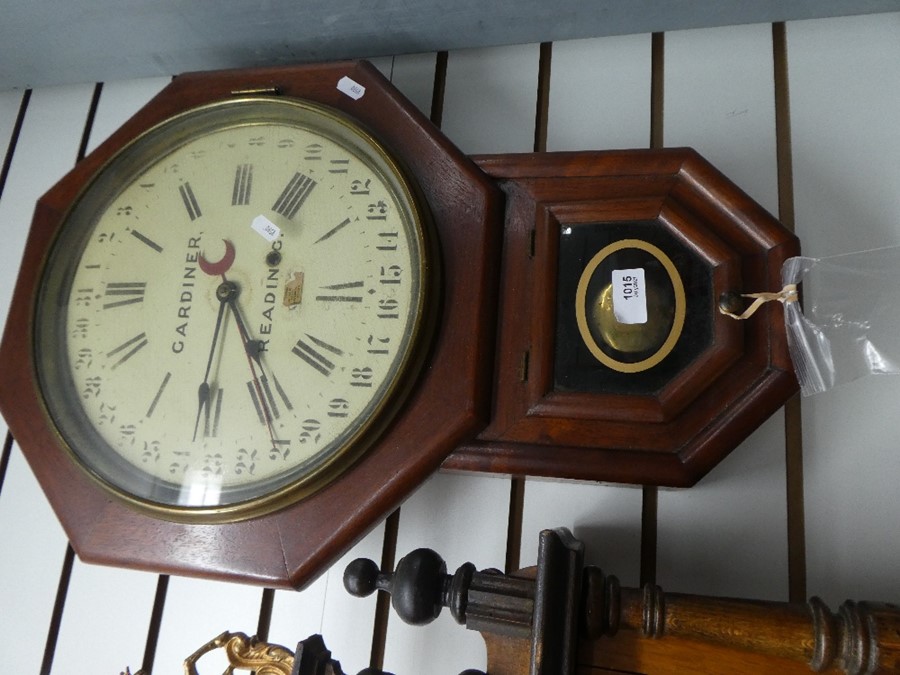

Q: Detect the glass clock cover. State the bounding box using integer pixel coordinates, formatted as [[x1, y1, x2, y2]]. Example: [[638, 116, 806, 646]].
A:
[[34, 98, 431, 520]]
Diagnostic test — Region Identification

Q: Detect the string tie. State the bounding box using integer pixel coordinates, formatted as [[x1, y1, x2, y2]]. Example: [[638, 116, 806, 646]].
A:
[[720, 283, 798, 320]]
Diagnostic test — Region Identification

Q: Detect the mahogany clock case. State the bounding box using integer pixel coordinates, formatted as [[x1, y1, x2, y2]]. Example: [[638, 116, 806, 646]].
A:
[[0, 59, 799, 589], [0, 61, 504, 588], [445, 151, 799, 487]]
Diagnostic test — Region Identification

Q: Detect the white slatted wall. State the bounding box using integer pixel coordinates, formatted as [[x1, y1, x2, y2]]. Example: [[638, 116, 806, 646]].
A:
[[1, 12, 898, 674]]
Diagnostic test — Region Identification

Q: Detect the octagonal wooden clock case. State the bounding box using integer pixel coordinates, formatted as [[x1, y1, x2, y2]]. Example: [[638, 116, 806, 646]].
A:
[[0, 61, 798, 588]]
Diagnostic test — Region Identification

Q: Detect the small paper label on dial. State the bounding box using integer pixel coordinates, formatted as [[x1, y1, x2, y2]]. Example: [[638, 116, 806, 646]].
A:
[[337, 76, 366, 100], [251, 214, 281, 242], [612, 268, 648, 324]]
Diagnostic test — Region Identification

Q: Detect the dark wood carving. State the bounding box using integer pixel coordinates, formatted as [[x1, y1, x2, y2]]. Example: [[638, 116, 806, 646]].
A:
[[346, 529, 900, 675], [0, 61, 503, 588], [445, 150, 799, 487]]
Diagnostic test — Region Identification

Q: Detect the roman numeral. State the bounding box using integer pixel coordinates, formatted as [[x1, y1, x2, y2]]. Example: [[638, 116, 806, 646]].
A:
[[232, 163, 253, 205], [179, 182, 202, 220], [146, 371, 171, 418], [247, 380, 269, 425], [259, 375, 280, 420], [329, 158, 350, 174], [247, 374, 290, 426], [103, 282, 146, 309], [107, 332, 148, 369], [315, 281, 364, 303], [272, 172, 316, 219], [213, 388, 225, 437], [130, 229, 163, 253], [292, 334, 344, 377], [304, 143, 323, 160], [271, 374, 293, 412]]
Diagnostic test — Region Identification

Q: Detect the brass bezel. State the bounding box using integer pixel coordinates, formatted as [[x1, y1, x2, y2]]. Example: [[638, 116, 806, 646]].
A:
[[33, 96, 437, 523], [575, 238, 685, 374]]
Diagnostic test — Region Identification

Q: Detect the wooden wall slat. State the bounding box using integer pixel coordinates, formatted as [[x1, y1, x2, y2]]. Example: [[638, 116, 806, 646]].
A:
[[389, 53, 445, 117], [545, 34, 652, 151], [380, 43, 540, 674], [438, 44, 542, 154], [269, 524, 386, 674], [0, 86, 93, 332], [787, 12, 900, 608], [772, 21, 808, 604], [0, 13, 898, 673], [521, 480, 644, 586], [520, 31, 653, 592], [0, 83, 96, 674], [0, 89, 28, 498], [50, 76, 172, 675], [53, 555, 162, 673], [267, 56, 424, 675], [787, 13, 900, 258], [151, 577, 263, 672], [652, 23, 790, 602], [382, 472, 512, 674], [663, 23, 780, 213], [1, 446, 68, 674], [83, 77, 173, 154], [0, 90, 28, 198]]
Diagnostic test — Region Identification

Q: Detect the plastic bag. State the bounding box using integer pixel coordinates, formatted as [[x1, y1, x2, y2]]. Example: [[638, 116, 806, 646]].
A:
[[782, 247, 900, 396]]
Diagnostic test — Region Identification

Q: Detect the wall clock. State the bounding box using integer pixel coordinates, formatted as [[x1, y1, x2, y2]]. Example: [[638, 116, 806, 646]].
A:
[[0, 61, 797, 587], [445, 152, 798, 486], [34, 96, 436, 520], [0, 61, 503, 587]]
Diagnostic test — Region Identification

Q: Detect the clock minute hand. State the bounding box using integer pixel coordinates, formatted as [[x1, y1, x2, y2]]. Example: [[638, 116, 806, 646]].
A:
[[192, 284, 232, 442]]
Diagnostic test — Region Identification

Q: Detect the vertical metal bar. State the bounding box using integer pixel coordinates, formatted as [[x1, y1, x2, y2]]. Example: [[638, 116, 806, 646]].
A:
[[641, 32, 666, 587], [77, 82, 104, 162], [501, 41, 555, 577], [140, 575, 170, 675], [370, 508, 400, 671], [369, 51, 452, 670], [649, 32, 666, 150], [640, 488, 659, 587], [39, 81, 105, 675], [505, 477, 526, 574], [256, 588, 276, 641], [772, 23, 796, 231], [40, 545, 76, 675], [533, 42, 553, 153], [772, 21, 807, 604], [0, 432, 12, 498], [0, 101, 30, 500], [430, 51, 449, 129], [0, 89, 31, 199], [0, 105, 25, 507]]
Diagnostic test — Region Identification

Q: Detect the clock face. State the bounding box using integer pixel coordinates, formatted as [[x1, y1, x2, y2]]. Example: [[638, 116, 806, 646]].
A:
[[34, 97, 432, 520]]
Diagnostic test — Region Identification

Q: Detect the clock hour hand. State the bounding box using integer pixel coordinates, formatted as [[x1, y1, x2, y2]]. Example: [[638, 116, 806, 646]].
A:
[[192, 283, 233, 441]]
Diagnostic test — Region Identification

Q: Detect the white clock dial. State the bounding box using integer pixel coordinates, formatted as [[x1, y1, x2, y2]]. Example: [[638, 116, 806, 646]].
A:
[[35, 98, 432, 519]]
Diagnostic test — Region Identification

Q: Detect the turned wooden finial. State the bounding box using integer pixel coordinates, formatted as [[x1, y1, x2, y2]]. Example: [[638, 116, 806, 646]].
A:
[[344, 545, 540, 638], [345, 529, 584, 675], [344, 548, 470, 626]]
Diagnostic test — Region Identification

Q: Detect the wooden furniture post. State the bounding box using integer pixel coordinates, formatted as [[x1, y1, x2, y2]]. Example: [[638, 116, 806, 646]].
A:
[[344, 528, 900, 674]]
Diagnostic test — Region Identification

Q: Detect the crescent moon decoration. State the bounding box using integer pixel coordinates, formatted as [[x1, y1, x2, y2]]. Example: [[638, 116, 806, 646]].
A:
[[198, 239, 236, 276]]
